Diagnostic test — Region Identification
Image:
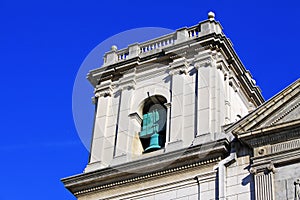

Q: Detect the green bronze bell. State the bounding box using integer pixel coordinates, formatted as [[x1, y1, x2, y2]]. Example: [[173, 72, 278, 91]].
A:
[[140, 110, 161, 152], [144, 132, 161, 152]]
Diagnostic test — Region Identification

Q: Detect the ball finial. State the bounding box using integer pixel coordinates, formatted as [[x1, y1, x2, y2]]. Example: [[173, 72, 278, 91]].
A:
[[208, 11, 215, 20], [111, 45, 118, 51]]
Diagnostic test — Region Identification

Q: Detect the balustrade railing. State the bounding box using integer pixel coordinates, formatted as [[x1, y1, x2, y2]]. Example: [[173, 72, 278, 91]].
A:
[[187, 26, 200, 38], [104, 18, 221, 66], [140, 34, 175, 53], [117, 51, 129, 61]]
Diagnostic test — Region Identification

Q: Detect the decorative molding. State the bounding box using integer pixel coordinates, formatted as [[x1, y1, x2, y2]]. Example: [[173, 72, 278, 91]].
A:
[[271, 138, 300, 154], [194, 57, 213, 69], [169, 52, 187, 60], [62, 138, 229, 196], [270, 101, 300, 126], [74, 157, 221, 196], [121, 80, 136, 90], [267, 162, 276, 173], [249, 161, 276, 174], [135, 63, 169, 82], [95, 86, 113, 97], [118, 69, 137, 90], [245, 127, 300, 148], [249, 167, 257, 174], [228, 79, 300, 135], [129, 112, 142, 125], [229, 75, 239, 92], [258, 148, 265, 156], [169, 57, 189, 75], [94, 80, 113, 97], [251, 148, 300, 172]]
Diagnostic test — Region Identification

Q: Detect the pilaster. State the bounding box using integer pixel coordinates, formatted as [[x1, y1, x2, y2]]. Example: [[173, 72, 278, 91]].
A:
[[168, 58, 188, 147], [194, 51, 216, 141], [86, 80, 113, 171], [114, 69, 136, 157], [250, 163, 276, 200]]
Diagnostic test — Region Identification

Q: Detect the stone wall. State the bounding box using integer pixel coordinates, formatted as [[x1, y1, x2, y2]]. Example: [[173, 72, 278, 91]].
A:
[[274, 162, 300, 200], [226, 155, 253, 200]]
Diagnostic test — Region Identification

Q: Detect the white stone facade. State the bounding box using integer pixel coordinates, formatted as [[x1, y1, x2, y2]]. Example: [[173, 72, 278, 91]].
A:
[[62, 12, 300, 200]]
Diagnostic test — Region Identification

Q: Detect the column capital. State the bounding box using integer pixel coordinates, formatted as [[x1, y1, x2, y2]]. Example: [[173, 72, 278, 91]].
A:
[[95, 86, 113, 98], [118, 69, 136, 90], [121, 80, 136, 90], [266, 162, 276, 173], [95, 80, 113, 97], [169, 57, 189, 76], [250, 161, 276, 175], [249, 167, 257, 175], [194, 57, 214, 69]]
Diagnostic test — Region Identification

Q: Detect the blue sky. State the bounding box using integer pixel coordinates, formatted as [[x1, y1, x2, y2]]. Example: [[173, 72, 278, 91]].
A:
[[1, 0, 300, 199]]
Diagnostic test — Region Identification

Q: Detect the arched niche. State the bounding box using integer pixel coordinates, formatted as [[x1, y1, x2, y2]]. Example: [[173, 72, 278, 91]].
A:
[[139, 95, 167, 153]]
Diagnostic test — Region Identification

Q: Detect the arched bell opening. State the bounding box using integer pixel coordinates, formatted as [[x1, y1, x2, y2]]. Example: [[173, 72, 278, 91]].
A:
[[139, 95, 167, 153]]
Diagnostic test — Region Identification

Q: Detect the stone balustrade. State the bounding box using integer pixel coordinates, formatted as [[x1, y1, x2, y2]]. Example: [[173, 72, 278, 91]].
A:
[[117, 50, 129, 61], [102, 13, 223, 66], [140, 34, 175, 54], [187, 25, 200, 38]]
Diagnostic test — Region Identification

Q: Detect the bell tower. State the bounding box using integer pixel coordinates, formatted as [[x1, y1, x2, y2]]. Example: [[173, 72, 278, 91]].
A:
[[83, 12, 263, 173], [62, 12, 265, 200]]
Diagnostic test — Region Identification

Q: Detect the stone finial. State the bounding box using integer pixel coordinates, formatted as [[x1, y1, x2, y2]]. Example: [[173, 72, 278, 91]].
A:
[[208, 11, 215, 21], [111, 45, 118, 52]]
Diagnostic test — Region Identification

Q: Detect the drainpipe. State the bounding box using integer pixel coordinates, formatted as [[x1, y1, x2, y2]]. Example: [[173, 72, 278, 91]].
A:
[[214, 144, 236, 200], [194, 176, 200, 200]]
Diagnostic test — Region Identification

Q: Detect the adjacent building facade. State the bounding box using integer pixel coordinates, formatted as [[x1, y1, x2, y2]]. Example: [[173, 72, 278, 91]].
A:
[[62, 12, 300, 200]]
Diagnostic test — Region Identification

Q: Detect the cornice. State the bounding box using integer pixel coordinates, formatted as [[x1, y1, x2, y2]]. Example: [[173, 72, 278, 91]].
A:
[[74, 157, 221, 196], [86, 32, 264, 107], [250, 148, 300, 174], [270, 101, 300, 126], [61, 139, 229, 196], [94, 80, 113, 97], [226, 79, 300, 135], [236, 119, 300, 147]]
